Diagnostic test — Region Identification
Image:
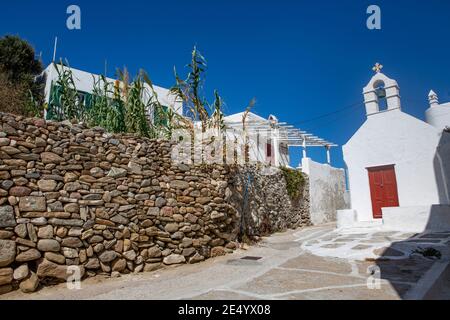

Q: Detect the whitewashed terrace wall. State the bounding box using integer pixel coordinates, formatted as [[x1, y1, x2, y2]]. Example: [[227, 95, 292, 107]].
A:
[[301, 157, 348, 225]]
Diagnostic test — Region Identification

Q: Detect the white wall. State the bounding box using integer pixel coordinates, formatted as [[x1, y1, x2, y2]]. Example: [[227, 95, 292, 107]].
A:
[[221, 128, 289, 167], [43, 64, 183, 116], [426, 102, 450, 131], [382, 205, 450, 233], [435, 131, 450, 204], [343, 109, 449, 222], [302, 157, 348, 225], [223, 112, 290, 167]]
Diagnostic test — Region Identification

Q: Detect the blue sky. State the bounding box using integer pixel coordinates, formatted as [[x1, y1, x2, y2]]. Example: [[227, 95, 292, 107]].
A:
[[1, 0, 450, 168]]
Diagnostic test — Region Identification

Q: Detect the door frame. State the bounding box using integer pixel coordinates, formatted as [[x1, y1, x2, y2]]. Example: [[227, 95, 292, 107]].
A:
[[265, 141, 274, 165], [366, 164, 400, 219]]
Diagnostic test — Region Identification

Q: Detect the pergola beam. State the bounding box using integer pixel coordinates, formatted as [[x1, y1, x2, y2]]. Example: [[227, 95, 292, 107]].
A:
[[224, 117, 337, 149]]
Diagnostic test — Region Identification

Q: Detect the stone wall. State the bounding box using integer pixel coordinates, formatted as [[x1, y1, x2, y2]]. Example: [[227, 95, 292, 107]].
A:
[[228, 165, 310, 240], [0, 113, 241, 294], [0, 112, 310, 295]]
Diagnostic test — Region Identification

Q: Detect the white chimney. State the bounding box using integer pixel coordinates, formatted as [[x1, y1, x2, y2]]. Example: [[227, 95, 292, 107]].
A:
[[425, 89, 450, 130], [428, 90, 439, 107]]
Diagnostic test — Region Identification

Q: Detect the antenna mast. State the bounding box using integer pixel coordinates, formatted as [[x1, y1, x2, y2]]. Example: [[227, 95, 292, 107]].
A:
[[52, 37, 58, 62]]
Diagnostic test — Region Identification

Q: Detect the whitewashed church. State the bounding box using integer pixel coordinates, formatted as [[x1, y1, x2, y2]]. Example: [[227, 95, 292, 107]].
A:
[[338, 64, 450, 232]]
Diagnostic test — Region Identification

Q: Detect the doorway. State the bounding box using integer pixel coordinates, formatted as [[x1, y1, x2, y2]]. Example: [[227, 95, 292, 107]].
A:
[[367, 165, 400, 218]]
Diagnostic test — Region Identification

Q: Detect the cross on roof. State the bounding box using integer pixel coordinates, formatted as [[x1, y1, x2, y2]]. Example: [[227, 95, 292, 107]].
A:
[[372, 62, 383, 73]]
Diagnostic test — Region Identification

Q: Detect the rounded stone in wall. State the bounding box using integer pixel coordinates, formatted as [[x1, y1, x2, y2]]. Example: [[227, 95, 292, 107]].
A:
[[16, 249, 41, 262], [37, 180, 57, 192], [37, 239, 61, 252], [0, 240, 16, 267]]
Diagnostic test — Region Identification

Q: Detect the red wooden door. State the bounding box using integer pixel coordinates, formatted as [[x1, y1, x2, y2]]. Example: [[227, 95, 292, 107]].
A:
[[367, 165, 399, 218]]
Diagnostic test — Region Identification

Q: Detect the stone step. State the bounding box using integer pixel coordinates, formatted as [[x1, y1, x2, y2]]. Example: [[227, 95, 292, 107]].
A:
[[352, 220, 383, 228]]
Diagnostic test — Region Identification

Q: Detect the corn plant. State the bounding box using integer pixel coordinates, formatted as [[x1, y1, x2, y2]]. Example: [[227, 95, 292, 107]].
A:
[[125, 70, 152, 137], [50, 60, 85, 122], [208, 90, 225, 132], [24, 88, 42, 117], [117, 67, 130, 102], [142, 71, 168, 138], [242, 98, 256, 163], [142, 71, 188, 139], [170, 46, 230, 162], [86, 74, 126, 133], [170, 46, 210, 133], [107, 80, 127, 133], [88, 74, 111, 128]]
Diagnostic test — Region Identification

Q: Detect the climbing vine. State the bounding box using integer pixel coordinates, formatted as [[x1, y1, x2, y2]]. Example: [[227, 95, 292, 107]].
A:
[[280, 167, 305, 201]]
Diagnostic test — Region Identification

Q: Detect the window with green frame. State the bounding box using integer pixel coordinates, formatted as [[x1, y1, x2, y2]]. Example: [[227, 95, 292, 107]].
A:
[[46, 84, 62, 120], [154, 105, 169, 127], [47, 83, 94, 120]]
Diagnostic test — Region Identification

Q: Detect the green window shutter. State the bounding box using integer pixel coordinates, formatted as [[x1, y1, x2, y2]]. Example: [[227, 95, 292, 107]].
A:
[[47, 84, 62, 120], [84, 93, 90, 109], [84, 92, 93, 110], [154, 105, 169, 127]]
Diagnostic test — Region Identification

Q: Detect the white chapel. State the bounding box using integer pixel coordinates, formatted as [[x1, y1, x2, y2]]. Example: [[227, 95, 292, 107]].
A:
[[338, 64, 450, 232]]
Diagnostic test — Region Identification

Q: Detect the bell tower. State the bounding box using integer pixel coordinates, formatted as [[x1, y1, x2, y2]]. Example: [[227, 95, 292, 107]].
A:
[[363, 63, 401, 116]]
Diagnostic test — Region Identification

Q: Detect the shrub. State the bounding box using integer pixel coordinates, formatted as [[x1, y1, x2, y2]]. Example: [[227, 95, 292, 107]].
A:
[[124, 71, 153, 137], [280, 167, 305, 200], [0, 71, 27, 114], [49, 61, 84, 122], [0, 35, 44, 116]]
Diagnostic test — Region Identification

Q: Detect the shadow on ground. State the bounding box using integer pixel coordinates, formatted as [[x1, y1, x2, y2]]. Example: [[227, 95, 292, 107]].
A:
[[374, 132, 450, 299], [373, 229, 450, 299]]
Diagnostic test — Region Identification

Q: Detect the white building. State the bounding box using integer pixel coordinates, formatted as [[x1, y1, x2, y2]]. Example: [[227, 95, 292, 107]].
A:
[[222, 111, 348, 225], [338, 66, 450, 232], [42, 63, 183, 121], [222, 111, 342, 168], [223, 111, 290, 167]]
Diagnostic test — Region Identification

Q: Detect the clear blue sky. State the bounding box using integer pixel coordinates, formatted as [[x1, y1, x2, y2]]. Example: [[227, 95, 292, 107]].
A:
[[1, 0, 450, 168]]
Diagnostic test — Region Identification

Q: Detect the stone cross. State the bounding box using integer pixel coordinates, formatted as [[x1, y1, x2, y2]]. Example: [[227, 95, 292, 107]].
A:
[[372, 62, 383, 73]]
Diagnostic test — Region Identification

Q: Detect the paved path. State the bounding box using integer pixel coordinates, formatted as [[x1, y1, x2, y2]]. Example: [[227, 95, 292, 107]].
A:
[[2, 224, 449, 300], [303, 227, 450, 261]]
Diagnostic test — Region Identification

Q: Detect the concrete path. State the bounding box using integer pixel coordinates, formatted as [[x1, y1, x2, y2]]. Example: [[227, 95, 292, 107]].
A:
[[2, 224, 449, 300]]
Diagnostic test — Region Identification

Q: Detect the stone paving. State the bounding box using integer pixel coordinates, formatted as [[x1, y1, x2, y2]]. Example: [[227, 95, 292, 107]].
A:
[[301, 227, 450, 261], [1, 224, 449, 300]]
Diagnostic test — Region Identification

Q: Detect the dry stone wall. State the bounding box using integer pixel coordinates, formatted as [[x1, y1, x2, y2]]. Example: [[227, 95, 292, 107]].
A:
[[0, 112, 240, 294], [228, 165, 310, 240], [0, 112, 310, 295]]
